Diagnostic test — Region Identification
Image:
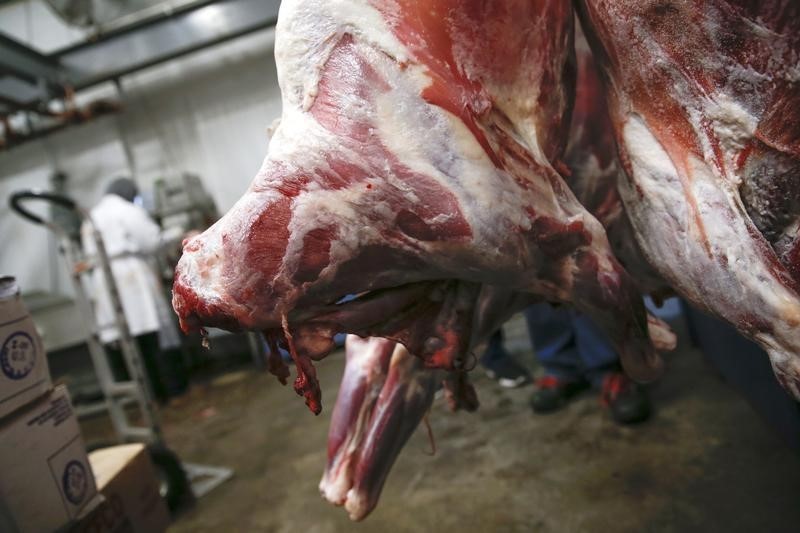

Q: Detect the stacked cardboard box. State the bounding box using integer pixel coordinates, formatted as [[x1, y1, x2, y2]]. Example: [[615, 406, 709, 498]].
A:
[[0, 277, 52, 419], [71, 444, 170, 533], [0, 277, 100, 532]]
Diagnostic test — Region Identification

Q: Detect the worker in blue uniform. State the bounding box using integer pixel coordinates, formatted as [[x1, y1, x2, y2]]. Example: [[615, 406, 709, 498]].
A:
[[481, 303, 651, 424]]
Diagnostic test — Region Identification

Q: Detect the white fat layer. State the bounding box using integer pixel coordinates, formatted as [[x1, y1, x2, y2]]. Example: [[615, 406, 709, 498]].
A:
[[263, 107, 338, 169], [621, 116, 687, 232], [319, 454, 350, 504], [280, 160, 377, 284], [621, 115, 800, 371], [275, 0, 407, 111], [686, 93, 758, 182], [344, 488, 368, 521], [176, 231, 224, 304], [447, 5, 558, 159], [705, 94, 757, 152], [372, 86, 532, 233], [623, 117, 679, 178]]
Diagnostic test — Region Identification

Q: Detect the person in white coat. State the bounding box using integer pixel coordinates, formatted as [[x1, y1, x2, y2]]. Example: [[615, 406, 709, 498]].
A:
[[82, 177, 186, 402]]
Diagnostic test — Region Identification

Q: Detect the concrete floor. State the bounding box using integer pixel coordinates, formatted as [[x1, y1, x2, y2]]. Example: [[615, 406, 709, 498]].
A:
[[145, 314, 800, 532]]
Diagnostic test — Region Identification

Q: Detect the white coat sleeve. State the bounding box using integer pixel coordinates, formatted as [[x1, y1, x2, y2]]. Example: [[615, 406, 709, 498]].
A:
[[125, 204, 162, 254]]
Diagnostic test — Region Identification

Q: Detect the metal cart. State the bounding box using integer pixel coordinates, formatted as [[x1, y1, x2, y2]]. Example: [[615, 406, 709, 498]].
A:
[[9, 189, 232, 511]]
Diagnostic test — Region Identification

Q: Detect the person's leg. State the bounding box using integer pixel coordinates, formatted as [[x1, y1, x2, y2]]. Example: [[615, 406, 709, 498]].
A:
[[480, 329, 530, 388], [159, 346, 189, 398], [569, 312, 620, 387], [524, 303, 582, 382], [524, 303, 588, 413], [482, 329, 507, 364], [104, 342, 130, 382], [570, 312, 650, 424], [135, 332, 169, 403]]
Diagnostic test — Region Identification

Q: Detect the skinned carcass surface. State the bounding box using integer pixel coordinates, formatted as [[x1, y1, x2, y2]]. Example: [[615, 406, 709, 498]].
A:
[[577, 0, 800, 397], [566, 24, 668, 296], [316, 25, 680, 520], [172, 0, 663, 415]]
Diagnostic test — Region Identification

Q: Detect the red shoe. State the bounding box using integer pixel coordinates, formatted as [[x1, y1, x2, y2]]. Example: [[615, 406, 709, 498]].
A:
[[600, 372, 651, 425], [530, 375, 588, 413]]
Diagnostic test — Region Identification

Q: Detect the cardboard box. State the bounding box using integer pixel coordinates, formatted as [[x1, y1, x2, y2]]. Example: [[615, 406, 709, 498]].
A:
[[0, 385, 98, 532], [71, 444, 170, 533], [0, 277, 51, 420]]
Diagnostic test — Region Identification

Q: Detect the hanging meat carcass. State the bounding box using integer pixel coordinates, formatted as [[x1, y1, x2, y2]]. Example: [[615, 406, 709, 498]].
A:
[[172, 0, 664, 415], [576, 0, 800, 397], [316, 22, 680, 520]]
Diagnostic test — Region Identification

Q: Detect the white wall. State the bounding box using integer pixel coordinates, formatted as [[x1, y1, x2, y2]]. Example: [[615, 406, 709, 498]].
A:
[[0, 3, 283, 296]]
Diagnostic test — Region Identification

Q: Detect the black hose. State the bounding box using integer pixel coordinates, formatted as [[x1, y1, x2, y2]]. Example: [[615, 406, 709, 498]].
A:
[[8, 189, 77, 225]]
